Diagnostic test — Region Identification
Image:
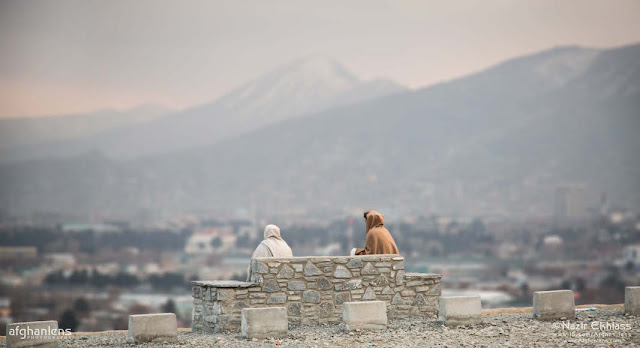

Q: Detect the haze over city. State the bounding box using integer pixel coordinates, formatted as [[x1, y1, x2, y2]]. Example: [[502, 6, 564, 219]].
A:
[[0, 1, 639, 345]]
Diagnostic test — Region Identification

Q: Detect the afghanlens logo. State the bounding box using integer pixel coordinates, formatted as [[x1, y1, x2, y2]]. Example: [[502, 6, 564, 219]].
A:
[[8, 325, 72, 339]]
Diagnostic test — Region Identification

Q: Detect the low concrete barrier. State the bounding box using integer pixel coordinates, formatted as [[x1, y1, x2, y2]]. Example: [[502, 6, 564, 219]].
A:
[[241, 307, 288, 339], [438, 296, 482, 326], [343, 301, 387, 331], [5, 320, 61, 348], [128, 313, 177, 344], [625, 286, 640, 315], [533, 290, 575, 320]]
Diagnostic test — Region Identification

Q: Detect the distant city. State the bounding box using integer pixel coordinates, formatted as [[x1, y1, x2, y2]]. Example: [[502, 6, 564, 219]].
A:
[[1, 187, 639, 333]]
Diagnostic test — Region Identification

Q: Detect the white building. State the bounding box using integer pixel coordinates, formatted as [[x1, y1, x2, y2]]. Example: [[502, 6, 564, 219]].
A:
[[185, 227, 237, 255], [623, 244, 640, 267]]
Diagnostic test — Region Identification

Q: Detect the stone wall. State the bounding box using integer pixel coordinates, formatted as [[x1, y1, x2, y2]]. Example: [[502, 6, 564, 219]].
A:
[[192, 255, 441, 333]]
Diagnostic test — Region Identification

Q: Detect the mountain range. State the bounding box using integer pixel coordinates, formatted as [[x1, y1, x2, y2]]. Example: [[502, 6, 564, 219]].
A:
[[1, 44, 639, 220], [0, 104, 171, 152], [1, 57, 405, 162]]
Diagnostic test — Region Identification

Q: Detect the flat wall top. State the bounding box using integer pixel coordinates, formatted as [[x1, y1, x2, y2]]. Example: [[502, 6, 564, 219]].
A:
[[6, 320, 58, 326], [405, 272, 442, 279], [192, 280, 259, 288], [253, 254, 403, 262], [534, 289, 573, 295], [129, 313, 177, 318]]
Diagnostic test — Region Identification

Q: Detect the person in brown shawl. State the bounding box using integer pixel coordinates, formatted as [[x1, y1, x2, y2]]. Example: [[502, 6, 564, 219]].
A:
[[352, 211, 399, 255]]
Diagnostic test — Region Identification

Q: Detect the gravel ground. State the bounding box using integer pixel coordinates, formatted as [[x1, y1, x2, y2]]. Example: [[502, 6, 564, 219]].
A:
[[3, 308, 639, 347]]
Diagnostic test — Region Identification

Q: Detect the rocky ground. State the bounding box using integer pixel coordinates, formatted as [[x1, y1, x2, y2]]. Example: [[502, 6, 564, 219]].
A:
[[3, 307, 639, 347]]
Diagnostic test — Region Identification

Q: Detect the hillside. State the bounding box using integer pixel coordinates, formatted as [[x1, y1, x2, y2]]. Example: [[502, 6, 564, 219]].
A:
[[1, 44, 639, 219], [0, 104, 170, 152]]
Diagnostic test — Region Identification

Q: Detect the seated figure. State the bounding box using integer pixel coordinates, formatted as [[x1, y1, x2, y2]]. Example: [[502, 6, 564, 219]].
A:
[[352, 211, 399, 255], [247, 224, 292, 281], [251, 224, 293, 258]]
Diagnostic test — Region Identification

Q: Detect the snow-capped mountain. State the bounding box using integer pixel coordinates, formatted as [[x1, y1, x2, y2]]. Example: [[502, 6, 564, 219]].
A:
[[216, 57, 362, 121]]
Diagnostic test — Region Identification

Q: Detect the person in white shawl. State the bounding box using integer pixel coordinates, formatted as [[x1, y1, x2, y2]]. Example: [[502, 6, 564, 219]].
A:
[[251, 224, 293, 258], [247, 225, 293, 281]]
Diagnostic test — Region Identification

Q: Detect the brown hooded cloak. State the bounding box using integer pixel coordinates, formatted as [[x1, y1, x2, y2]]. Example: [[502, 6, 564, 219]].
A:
[[355, 211, 399, 255]]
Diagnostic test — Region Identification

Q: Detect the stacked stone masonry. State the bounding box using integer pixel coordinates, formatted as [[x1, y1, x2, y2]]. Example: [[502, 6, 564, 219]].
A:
[[192, 255, 441, 333]]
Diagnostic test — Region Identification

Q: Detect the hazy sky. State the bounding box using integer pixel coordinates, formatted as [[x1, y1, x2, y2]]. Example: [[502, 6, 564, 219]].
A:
[[1, 0, 639, 118]]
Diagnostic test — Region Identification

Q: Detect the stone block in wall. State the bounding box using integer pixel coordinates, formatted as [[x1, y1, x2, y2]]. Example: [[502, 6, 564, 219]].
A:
[[277, 265, 294, 279], [318, 276, 332, 290], [346, 258, 363, 268], [413, 294, 426, 306], [533, 290, 575, 320], [319, 302, 333, 318], [363, 287, 376, 300], [267, 293, 287, 304], [426, 284, 441, 296], [288, 302, 302, 316], [361, 263, 378, 275], [241, 307, 288, 339], [217, 289, 235, 301], [256, 261, 268, 274], [401, 289, 416, 297], [335, 279, 361, 291], [395, 270, 405, 284], [288, 281, 305, 290], [370, 275, 389, 287], [391, 293, 410, 305], [302, 290, 320, 303], [304, 261, 323, 276], [626, 286, 640, 315], [192, 286, 201, 299], [335, 292, 351, 304], [406, 280, 424, 287], [262, 280, 280, 292], [334, 266, 352, 278]]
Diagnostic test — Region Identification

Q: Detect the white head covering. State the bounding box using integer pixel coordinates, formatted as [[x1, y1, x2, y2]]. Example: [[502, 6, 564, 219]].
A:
[[263, 224, 282, 240], [248, 224, 293, 281], [251, 224, 292, 258]]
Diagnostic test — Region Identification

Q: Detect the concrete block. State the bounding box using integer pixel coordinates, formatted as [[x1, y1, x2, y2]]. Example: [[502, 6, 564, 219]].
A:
[[438, 296, 482, 326], [625, 286, 640, 315], [128, 313, 177, 344], [533, 290, 575, 320], [343, 301, 387, 331], [6, 321, 61, 348], [241, 307, 288, 339]]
